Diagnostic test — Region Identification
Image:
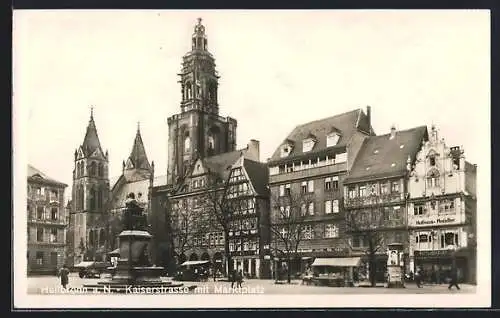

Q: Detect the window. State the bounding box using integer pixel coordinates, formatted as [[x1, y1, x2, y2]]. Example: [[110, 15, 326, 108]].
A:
[[418, 234, 429, 243], [279, 185, 285, 196], [184, 136, 191, 153], [51, 208, 58, 220], [280, 144, 291, 158], [308, 180, 314, 192], [381, 182, 389, 195], [348, 186, 357, 199], [324, 224, 339, 238], [352, 235, 369, 248], [36, 251, 44, 265], [332, 177, 339, 190], [37, 207, 44, 219], [37, 228, 44, 242], [285, 184, 291, 196], [301, 182, 307, 194], [325, 200, 332, 214], [427, 169, 440, 188], [308, 202, 315, 215], [229, 242, 235, 252], [50, 190, 58, 201], [90, 162, 97, 176], [279, 227, 288, 238], [279, 206, 290, 218], [414, 204, 425, 215], [303, 225, 313, 240], [325, 178, 332, 190], [391, 181, 400, 193], [302, 139, 315, 152], [301, 203, 307, 216], [49, 229, 57, 243], [208, 135, 215, 150], [429, 156, 436, 166], [327, 133, 340, 147], [440, 199, 455, 213], [359, 186, 367, 197], [98, 163, 104, 177], [332, 200, 339, 213], [441, 232, 459, 248]]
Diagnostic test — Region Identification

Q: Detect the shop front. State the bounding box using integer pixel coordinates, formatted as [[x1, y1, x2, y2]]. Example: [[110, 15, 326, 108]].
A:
[[310, 257, 361, 287], [414, 250, 468, 283]]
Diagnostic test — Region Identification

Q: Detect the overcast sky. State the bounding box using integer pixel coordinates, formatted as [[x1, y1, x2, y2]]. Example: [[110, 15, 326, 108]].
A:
[[13, 10, 490, 201]]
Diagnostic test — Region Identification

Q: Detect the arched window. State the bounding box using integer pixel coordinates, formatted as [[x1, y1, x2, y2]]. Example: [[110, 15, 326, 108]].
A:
[[99, 228, 106, 247], [90, 187, 97, 211], [97, 188, 103, 209], [185, 82, 192, 99], [208, 135, 215, 150], [79, 162, 84, 177], [98, 163, 104, 177], [184, 136, 191, 153], [89, 229, 94, 246], [427, 169, 440, 188], [90, 162, 97, 176], [79, 186, 84, 210]]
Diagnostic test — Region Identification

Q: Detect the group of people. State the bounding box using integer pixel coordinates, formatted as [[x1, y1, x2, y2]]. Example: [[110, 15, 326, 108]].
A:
[[413, 267, 461, 290], [229, 269, 244, 288]]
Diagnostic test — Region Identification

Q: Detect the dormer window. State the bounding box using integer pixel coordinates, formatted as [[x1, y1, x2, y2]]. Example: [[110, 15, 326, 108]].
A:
[[280, 143, 292, 158], [327, 133, 340, 147], [302, 138, 315, 152]]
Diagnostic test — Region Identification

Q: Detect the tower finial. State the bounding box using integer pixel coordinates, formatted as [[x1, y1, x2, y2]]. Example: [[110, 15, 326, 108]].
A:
[[137, 121, 140, 133], [90, 105, 94, 119]]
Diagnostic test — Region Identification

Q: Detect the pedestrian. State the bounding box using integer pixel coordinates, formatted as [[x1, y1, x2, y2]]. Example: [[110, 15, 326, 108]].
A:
[[237, 269, 243, 288], [58, 264, 70, 289], [230, 269, 235, 288], [448, 267, 461, 290], [415, 268, 422, 288]]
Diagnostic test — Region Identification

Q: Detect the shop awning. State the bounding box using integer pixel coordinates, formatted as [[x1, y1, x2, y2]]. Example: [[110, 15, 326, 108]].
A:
[[311, 257, 361, 267], [180, 260, 210, 266], [108, 248, 120, 256]]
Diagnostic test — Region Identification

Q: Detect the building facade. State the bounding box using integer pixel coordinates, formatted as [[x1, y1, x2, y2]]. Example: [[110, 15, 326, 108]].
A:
[[27, 165, 68, 275], [407, 125, 477, 284], [70, 110, 111, 264], [267, 108, 373, 275], [343, 126, 428, 282]]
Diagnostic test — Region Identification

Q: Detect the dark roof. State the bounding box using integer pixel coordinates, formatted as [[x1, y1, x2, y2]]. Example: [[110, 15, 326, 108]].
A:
[[269, 109, 373, 162], [243, 159, 269, 197], [203, 149, 245, 181], [27, 164, 67, 187], [81, 112, 103, 156], [126, 126, 151, 171], [344, 126, 428, 184]]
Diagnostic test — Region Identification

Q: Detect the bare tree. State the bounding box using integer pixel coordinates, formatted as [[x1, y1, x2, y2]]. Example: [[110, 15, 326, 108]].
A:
[[169, 199, 210, 265], [269, 190, 311, 283], [345, 204, 387, 287]]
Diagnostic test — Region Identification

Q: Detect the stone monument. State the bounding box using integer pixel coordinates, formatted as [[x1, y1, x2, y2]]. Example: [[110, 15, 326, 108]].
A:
[[84, 192, 194, 293]]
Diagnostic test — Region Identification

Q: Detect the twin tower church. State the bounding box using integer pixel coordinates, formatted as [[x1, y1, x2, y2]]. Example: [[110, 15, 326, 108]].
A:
[[69, 18, 262, 274]]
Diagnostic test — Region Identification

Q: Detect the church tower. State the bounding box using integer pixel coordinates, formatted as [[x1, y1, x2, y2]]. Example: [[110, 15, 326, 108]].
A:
[[167, 18, 238, 185], [123, 123, 153, 181], [71, 108, 110, 262]]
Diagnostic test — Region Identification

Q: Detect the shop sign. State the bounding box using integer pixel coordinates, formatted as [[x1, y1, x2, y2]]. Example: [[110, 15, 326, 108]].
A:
[[414, 250, 453, 258], [412, 216, 458, 227]]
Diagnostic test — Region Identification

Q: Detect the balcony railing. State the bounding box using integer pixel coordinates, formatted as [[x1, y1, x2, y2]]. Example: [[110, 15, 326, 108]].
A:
[[28, 218, 66, 226], [344, 193, 405, 208]]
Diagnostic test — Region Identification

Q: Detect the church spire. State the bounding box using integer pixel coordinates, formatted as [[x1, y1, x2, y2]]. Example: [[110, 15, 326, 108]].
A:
[[125, 123, 151, 171], [81, 106, 103, 156]]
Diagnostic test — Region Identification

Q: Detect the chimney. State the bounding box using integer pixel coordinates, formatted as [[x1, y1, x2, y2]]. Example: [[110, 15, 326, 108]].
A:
[[366, 105, 371, 132], [390, 125, 396, 139], [245, 139, 260, 162]]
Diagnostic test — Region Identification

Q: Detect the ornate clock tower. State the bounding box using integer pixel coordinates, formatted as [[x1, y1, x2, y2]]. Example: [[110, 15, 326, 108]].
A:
[[167, 18, 237, 185]]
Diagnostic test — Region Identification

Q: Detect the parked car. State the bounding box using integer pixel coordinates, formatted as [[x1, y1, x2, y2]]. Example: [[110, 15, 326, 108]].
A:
[[74, 261, 111, 278]]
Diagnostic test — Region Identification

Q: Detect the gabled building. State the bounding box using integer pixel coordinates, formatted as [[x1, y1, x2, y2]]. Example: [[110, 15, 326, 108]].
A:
[[27, 165, 67, 274], [267, 107, 374, 275], [70, 109, 110, 264], [164, 144, 270, 278], [343, 125, 428, 282], [108, 124, 154, 252], [407, 125, 477, 284]]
